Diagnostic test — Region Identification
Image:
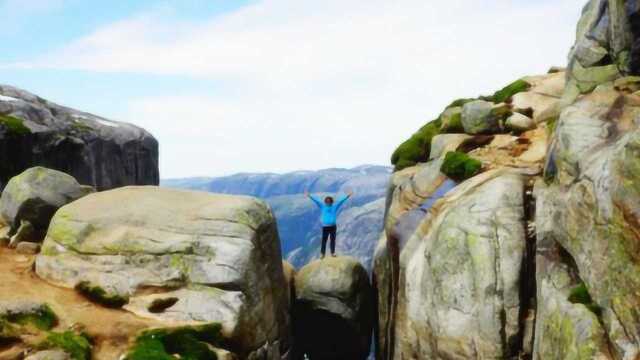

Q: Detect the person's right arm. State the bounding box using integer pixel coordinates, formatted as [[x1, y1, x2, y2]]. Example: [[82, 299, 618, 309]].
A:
[[305, 191, 323, 208]]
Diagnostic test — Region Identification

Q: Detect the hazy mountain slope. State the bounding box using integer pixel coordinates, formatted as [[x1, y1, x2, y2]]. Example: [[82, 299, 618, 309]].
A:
[[162, 165, 390, 270], [286, 198, 385, 270]]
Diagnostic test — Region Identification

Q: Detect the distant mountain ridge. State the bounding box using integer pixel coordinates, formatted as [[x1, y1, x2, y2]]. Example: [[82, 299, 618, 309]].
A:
[[162, 165, 391, 270], [163, 165, 390, 198]]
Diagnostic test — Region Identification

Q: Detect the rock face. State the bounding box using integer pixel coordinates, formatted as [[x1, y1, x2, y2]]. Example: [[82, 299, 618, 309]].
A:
[[533, 187, 613, 359], [566, 0, 638, 95], [377, 70, 559, 358], [0, 85, 159, 191], [293, 257, 373, 360], [537, 89, 640, 357], [379, 2, 640, 359], [35, 186, 290, 359], [393, 170, 528, 358], [0, 167, 94, 241]]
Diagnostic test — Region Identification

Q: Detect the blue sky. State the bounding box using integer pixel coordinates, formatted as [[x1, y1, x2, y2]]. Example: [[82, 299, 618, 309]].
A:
[[1, 0, 585, 178]]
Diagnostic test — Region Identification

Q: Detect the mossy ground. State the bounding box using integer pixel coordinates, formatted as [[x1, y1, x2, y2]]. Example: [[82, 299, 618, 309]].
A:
[[125, 323, 222, 360], [440, 151, 482, 181], [75, 282, 129, 308], [490, 79, 531, 103], [440, 108, 464, 133], [2, 304, 58, 331], [0, 114, 30, 135], [390, 78, 530, 171], [38, 331, 92, 360], [391, 118, 442, 171]]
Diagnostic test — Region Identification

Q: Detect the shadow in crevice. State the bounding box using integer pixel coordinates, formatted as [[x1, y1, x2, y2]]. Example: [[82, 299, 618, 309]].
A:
[[292, 302, 369, 360]]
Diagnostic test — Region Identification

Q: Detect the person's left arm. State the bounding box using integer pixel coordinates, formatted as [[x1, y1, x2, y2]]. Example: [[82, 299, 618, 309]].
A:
[[335, 191, 353, 210]]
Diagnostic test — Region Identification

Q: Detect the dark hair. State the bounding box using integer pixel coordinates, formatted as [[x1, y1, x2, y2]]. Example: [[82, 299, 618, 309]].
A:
[[324, 196, 334, 204]]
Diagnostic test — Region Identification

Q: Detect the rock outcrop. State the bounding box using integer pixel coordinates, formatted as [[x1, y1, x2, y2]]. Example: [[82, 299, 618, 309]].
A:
[[378, 67, 559, 358], [535, 86, 640, 358], [0, 167, 94, 245], [35, 186, 291, 359], [293, 257, 373, 360], [0, 85, 159, 191], [378, 1, 640, 359]]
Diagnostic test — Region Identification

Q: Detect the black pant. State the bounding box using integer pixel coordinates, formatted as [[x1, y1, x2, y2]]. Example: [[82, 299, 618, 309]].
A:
[[321, 225, 337, 255]]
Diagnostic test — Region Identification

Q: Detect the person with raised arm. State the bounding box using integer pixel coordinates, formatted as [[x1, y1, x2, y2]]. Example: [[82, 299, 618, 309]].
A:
[[304, 189, 353, 259]]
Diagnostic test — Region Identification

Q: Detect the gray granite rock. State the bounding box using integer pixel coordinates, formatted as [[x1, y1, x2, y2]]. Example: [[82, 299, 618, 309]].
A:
[[293, 257, 373, 360], [0, 85, 158, 191], [36, 186, 290, 359]]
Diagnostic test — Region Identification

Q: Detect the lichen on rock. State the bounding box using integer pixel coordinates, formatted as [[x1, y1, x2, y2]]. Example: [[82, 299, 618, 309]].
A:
[[35, 186, 291, 359]]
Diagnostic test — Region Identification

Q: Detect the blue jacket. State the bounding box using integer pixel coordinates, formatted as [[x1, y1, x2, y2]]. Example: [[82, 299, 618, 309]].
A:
[[309, 194, 350, 226]]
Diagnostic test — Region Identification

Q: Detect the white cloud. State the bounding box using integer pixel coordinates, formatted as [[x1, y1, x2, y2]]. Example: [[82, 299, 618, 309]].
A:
[[8, 0, 586, 177]]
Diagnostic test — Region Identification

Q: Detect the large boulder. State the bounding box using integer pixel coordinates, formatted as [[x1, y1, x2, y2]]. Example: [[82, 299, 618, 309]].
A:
[[0, 85, 158, 191], [0, 167, 94, 240], [35, 186, 290, 359], [293, 257, 373, 360], [376, 72, 554, 360], [392, 170, 528, 359]]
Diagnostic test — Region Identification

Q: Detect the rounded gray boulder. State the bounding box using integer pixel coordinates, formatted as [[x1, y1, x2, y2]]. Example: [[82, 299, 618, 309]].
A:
[[292, 257, 373, 360], [0, 167, 94, 240], [36, 186, 291, 359]]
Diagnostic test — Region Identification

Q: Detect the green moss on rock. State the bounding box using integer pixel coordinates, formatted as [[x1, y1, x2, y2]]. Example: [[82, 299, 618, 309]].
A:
[[568, 283, 602, 316], [446, 98, 476, 108], [75, 281, 129, 308], [546, 115, 559, 137], [125, 323, 222, 360], [490, 79, 531, 103], [3, 304, 58, 331], [440, 151, 482, 181], [440, 107, 464, 133], [390, 79, 527, 170], [38, 331, 92, 360], [0, 114, 30, 135], [391, 118, 442, 171]]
